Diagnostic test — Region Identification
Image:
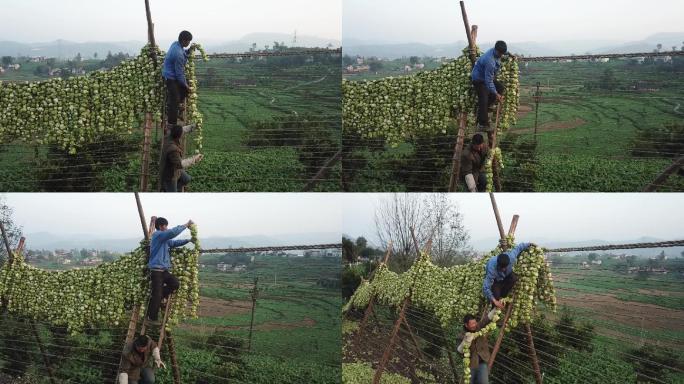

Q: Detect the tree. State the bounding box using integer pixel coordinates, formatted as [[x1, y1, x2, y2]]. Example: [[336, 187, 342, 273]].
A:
[[0, 197, 23, 263], [342, 55, 355, 66], [355, 236, 368, 252], [1, 56, 12, 66], [342, 236, 357, 263], [656, 43, 662, 52], [375, 193, 471, 271], [94, 52, 98, 59], [587, 253, 598, 262], [680, 250, 684, 258], [368, 60, 383, 72], [75, 52, 82, 62], [626, 255, 638, 267], [409, 56, 420, 65], [656, 250, 666, 261]]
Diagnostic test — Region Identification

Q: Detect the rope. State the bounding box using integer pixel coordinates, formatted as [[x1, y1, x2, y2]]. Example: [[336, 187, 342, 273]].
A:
[[200, 243, 342, 254], [546, 239, 684, 253]]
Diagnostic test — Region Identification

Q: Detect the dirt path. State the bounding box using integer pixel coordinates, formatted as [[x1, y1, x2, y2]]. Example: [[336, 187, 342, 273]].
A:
[[198, 296, 252, 317], [557, 292, 684, 332], [516, 104, 533, 120], [513, 117, 586, 134]]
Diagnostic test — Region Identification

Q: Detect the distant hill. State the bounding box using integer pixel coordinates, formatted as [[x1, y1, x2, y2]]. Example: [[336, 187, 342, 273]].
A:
[[24, 231, 340, 253], [0, 33, 341, 59], [342, 32, 684, 59]]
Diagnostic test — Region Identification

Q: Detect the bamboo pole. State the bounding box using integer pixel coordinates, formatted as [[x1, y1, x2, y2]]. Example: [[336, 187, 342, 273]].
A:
[[459, 1, 477, 66], [449, 112, 468, 192], [303, 150, 343, 192], [491, 102, 504, 192], [489, 193, 506, 240], [488, 293, 515, 371], [372, 298, 409, 384], [0, 221, 13, 263], [157, 294, 174, 348], [643, 155, 684, 192]]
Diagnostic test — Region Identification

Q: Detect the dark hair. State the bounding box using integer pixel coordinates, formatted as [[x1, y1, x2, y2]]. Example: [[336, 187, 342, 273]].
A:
[[497, 253, 510, 269], [495, 40, 507, 54], [471, 133, 484, 145], [155, 217, 169, 230], [134, 335, 149, 349], [170, 124, 183, 140], [179, 31, 193, 42], [463, 314, 476, 330]]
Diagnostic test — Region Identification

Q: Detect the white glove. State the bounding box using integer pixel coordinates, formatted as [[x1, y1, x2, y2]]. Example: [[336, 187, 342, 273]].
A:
[[152, 347, 166, 369], [181, 154, 202, 168], [457, 339, 466, 354], [464, 333, 476, 344], [182, 123, 196, 134], [118, 372, 128, 384], [487, 307, 499, 321], [465, 174, 477, 192]]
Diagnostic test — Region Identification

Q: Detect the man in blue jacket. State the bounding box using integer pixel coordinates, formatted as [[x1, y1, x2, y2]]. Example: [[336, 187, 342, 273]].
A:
[[146, 216, 194, 323], [482, 241, 534, 310], [162, 31, 193, 128], [471, 41, 507, 132]]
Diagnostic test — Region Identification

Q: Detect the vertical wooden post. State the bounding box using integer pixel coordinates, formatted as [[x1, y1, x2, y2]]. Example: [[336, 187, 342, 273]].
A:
[[166, 330, 182, 384], [140, 113, 153, 192], [117, 192, 152, 380], [449, 112, 468, 192], [526, 323, 543, 384], [141, 0, 158, 192], [248, 277, 259, 351], [489, 193, 506, 240], [459, 1, 477, 66], [533, 82, 541, 140]]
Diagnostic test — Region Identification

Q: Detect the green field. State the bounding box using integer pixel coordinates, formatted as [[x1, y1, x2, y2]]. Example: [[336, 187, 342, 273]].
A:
[[0, 254, 341, 383], [0, 53, 342, 192], [342, 57, 684, 192]]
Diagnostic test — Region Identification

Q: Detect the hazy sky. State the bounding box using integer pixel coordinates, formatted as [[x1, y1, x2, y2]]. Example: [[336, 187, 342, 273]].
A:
[[2, 193, 341, 239], [342, 193, 684, 246], [2, 0, 341, 43], [344, 0, 684, 44]]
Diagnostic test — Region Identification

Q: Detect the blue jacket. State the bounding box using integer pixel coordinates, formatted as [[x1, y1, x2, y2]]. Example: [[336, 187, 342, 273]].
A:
[[162, 41, 189, 87], [482, 242, 530, 301], [471, 48, 501, 95], [148, 225, 190, 270]]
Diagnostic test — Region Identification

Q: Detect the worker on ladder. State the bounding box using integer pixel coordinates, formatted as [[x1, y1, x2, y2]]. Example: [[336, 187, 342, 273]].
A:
[[159, 124, 203, 192], [163, 30, 193, 128], [483, 241, 534, 309], [118, 334, 165, 384], [460, 133, 489, 192], [146, 217, 195, 324], [471, 41, 508, 132], [457, 308, 499, 384]]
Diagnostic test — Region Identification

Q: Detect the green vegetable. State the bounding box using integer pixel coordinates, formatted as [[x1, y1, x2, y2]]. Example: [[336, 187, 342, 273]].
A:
[[342, 46, 520, 146], [0, 44, 208, 154], [0, 225, 201, 334]]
